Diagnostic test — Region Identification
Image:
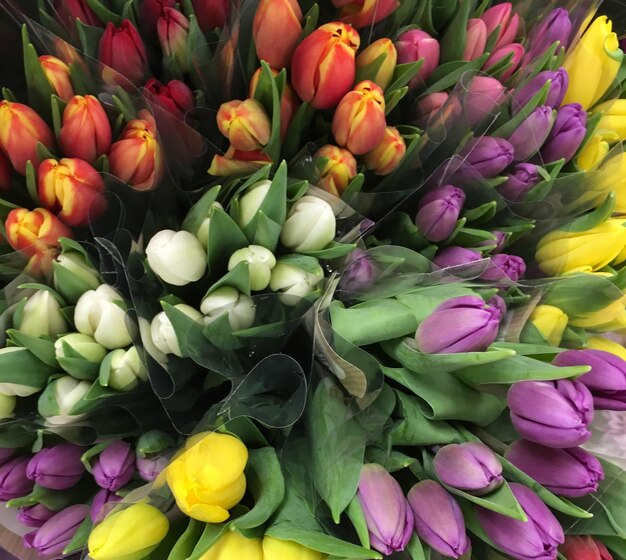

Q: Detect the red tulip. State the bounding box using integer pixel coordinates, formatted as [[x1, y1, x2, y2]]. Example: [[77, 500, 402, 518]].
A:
[[98, 20, 148, 85], [145, 78, 195, 118], [332, 0, 399, 29], [139, 0, 176, 34], [192, 0, 230, 31], [561, 536, 613, 560], [60, 95, 112, 164], [39, 56, 75, 102], [253, 0, 303, 69], [157, 8, 190, 71], [53, 0, 101, 28]]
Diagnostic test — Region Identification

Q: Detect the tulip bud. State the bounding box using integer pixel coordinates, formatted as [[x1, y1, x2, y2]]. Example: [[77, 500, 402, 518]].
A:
[[357, 464, 413, 554], [74, 285, 134, 350], [593, 99, 626, 141], [193, 0, 230, 31], [216, 99, 271, 152], [314, 144, 357, 196], [24, 505, 89, 558], [102, 347, 148, 392], [434, 442, 503, 495], [16, 289, 68, 338], [53, 0, 101, 27], [98, 20, 148, 85], [18, 504, 55, 528], [60, 95, 112, 164], [38, 375, 91, 425], [281, 196, 336, 252], [511, 69, 569, 113], [528, 305, 568, 347], [0, 456, 34, 500], [201, 287, 256, 330], [339, 249, 375, 292], [158, 8, 190, 71], [482, 254, 526, 283], [26, 443, 85, 490], [561, 536, 614, 560], [263, 536, 324, 560], [146, 229, 207, 286], [408, 480, 470, 558], [0, 394, 16, 419], [139, 0, 176, 35], [269, 256, 324, 305], [415, 92, 449, 127], [356, 38, 397, 90], [202, 532, 263, 560], [507, 106, 554, 161], [481, 3, 520, 50], [497, 162, 540, 201], [192, 201, 223, 250], [508, 379, 594, 448], [333, 0, 398, 29], [249, 68, 299, 138], [228, 245, 277, 291], [540, 103, 587, 164], [55, 333, 107, 382], [484, 43, 524, 80], [453, 136, 515, 183], [238, 181, 271, 228], [292, 22, 360, 109], [587, 336, 626, 361], [136, 454, 169, 482], [0, 101, 55, 175], [88, 503, 169, 560], [363, 126, 406, 175], [415, 185, 465, 242], [92, 441, 135, 491], [506, 440, 603, 498], [90, 488, 122, 524], [577, 133, 612, 172], [145, 78, 195, 118], [525, 8, 572, 62], [433, 246, 482, 269], [53, 250, 101, 304], [464, 18, 487, 61], [151, 304, 202, 357], [464, 76, 507, 125], [253, 0, 302, 69], [395, 29, 440, 87], [39, 55, 74, 102]]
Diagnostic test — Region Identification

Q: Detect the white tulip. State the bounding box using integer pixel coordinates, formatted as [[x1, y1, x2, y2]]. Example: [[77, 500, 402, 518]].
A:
[[146, 230, 207, 286], [0, 347, 49, 396], [17, 290, 68, 338], [201, 286, 256, 330], [151, 304, 202, 358], [53, 250, 101, 303], [0, 393, 16, 418], [39, 375, 91, 425], [270, 259, 324, 306], [104, 347, 148, 391], [280, 196, 336, 252], [55, 333, 107, 363], [228, 245, 277, 291], [238, 180, 271, 228], [195, 201, 224, 249]]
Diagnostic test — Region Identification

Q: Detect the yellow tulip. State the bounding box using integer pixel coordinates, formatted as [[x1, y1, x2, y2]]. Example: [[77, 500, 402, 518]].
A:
[[562, 16, 623, 110], [535, 219, 626, 276], [263, 536, 326, 560], [528, 305, 569, 346], [593, 99, 626, 141], [569, 295, 626, 330], [88, 503, 169, 560], [576, 133, 611, 171], [594, 152, 626, 213], [166, 432, 248, 523], [587, 335, 626, 360], [200, 531, 263, 560]]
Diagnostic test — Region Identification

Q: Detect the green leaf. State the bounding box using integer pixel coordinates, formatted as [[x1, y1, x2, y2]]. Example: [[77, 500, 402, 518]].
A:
[[6, 329, 58, 368], [301, 242, 356, 260], [76, 20, 105, 60], [206, 208, 249, 277], [205, 261, 251, 297], [0, 347, 55, 389], [439, 0, 471, 63], [84, 0, 122, 24], [182, 186, 221, 234], [463, 201, 498, 223], [407, 535, 429, 560], [562, 191, 616, 233], [187, 522, 230, 560], [386, 61, 424, 96], [22, 26, 55, 118], [493, 80, 551, 138], [543, 274, 624, 317], [422, 55, 489, 95], [385, 86, 409, 115], [168, 519, 205, 560], [346, 495, 370, 549], [447, 480, 527, 521], [63, 516, 93, 555]]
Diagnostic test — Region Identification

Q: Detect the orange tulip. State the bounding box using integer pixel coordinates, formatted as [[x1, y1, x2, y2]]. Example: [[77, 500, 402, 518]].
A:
[[208, 146, 272, 176], [291, 22, 360, 109], [38, 158, 106, 227], [249, 68, 299, 138], [314, 144, 357, 196], [356, 38, 397, 90], [332, 80, 386, 154], [0, 101, 55, 175], [39, 56, 75, 102], [216, 99, 272, 151], [0, 150, 11, 191], [109, 111, 163, 191], [253, 0, 302, 69], [332, 0, 399, 29], [363, 126, 406, 175], [60, 95, 112, 164]]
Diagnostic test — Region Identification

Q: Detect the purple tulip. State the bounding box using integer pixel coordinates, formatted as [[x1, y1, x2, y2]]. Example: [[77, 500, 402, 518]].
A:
[[482, 254, 526, 283], [408, 480, 470, 558], [433, 442, 504, 495], [506, 440, 604, 498], [415, 295, 501, 354], [464, 76, 507, 126], [136, 454, 169, 482], [90, 488, 123, 523], [433, 247, 482, 269], [17, 504, 55, 528], [357, 464, 414, 555], [340, 249, 375, 292], [26, 443, 85, 490], [0, 448, 16, 464], [508, 106, 554, 161], [540, 103, 587, 163], [477, 483, 564, 560], [525, 9, 572, 62], [24, 504, 89, 557], [92, 441, 135, 491], [0, 456, 34, 501], [497, 163, 540, 201], [415, 185, 466, 242], [508, 379, 594, 448], [453, 137, 515, 183], [488, 295, 507, 317], [511, 69, 569, 112], [359, 218, 375, 235], [478, 231, 508, 253]]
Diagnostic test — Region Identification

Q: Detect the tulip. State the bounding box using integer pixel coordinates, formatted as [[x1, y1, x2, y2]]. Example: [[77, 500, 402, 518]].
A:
[[484, 43, 525, 80], [511, 69, 569, 113], [482, 254, 526, 283], [485, 232, 506, 252], [535, 219, 626, 276], [553, 349, 626, 411], [497, 163, 540, 201], [587, 336, 626, 361], [562, 16, 623, 110], [151, 304, 202, 356], [39, 55, 74, 102], [145, 78, 195, 118], [508, 106, 554, 161], [253, 0, 302, 69], [194, 201, 223, 249], [201, 287, 256, 330], [568, 296, 626, 332], [158, 8, 190, 71], [88, 503, 169, 560], [314, 144, 357, 196], [339, 250, 374, 293], [528, 305, 568, 346], [263, 536, 324, 560], [55, 333, 107, 381], [166, 432, 248, 523], [18, 505, 55, 528], [146, 229, 207, 286], [415, 92, 449, 127], [74, 285, 134, 349], [291, 22, 360, 110], [577, 133, 611, 171], [228, 245, 276, 291], [193, 0, 230, 31], [356, 38, 397, 90], [37, 375, 90, 425], [540, 103, 587, 163], [408, 480, 470, 558], [0, 456, 34, 500], [24, 505, 89, 558], [363, 126, 406, 175], [249, 68, 299, 138], [453, 137, 515, 183], [433, 442, 503, 495], [357, 464, 413, 555], [508, 379, 594, 448], [139, 0, 176, 35], [92, 441, 135, 492], [136, 454, 169, 482], [216, 99, 271, 152], [0, 150, 11, 190], [0, 449, 16, 464], [53, 0, 101, 27], [416, 295, 501, 354], [337, 0, 399, 28], [17, 289, 68, 338], [433, 246, 482, 269], [481, 3, 520, 50], [464, 76, 507, 125], [477, 483, 564, 560], [561, 536, 613, 560], [103, 347, 148, 392], [109, 112, 163, 191], [415, 185, 465, 242], [26, 443, 85, 490], [53, 250, 101, 304], [0, 346, 54, 397], [0, 101, 55, 175], [524, 8, 572, 62], [202, 531, 263, 560], [395, 29, 440, 87], [269, 256, 325, 305], [464, 18, 487, 61], [98, 20, 148, 85], [591, 152, 626, 211], [90, 488, 122, 524], [60, 95, 112, 164], [593, 99, 626, 141], [38, 158, 106, 227], [0, 394, 16, 419], [506, 440, 604, 498], [281, 196, 336, 252]]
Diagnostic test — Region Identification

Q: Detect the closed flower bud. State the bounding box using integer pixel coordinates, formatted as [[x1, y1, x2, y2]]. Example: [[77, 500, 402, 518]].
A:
[[587, 336, 626, 361], [453, 137, 515, 182], [363, 126, 406, 175], [0, 456, 34, 501], [508, 379, 594, 448], [158, 8, 190, 71], [540, 103, 587, 164], [357, 464, 413, 554], [17, 289, 68, 338], [26, 443, 85, 490], [0, 394, 16, 418], [202, 531, 263, 560], [482, 254, 526, 283], [88, 503, 169, 560], [217, 99, 271, 152], [194, 201, 223, 249], [90, 488, 122, 524], [415, 185, 465, 242], [416, 295, 501, 354], [577, 133, 611, 171], [53, 250, 101, 304], [269, 256, 324, 305], [339, 249, 375, 292], [511, 69, 569, 113], [0, 101, 55, 175], [60, 95, 112, 164], [103, 347, 148, 391], [146, 229, 207, 286], [481, 2, 520, 50], [253, 0, 302, 68], [53, 0, 101, 27], [408, 480, 470, 558], [151, 304, 202, 357], [55, 333, 107, 381], [18, 504, 55, 528], [201, 287, 256, 330], [415, 92, 449, 127], [434, 442, 503, 495], [356, 38, 397, 90], [484, 43, 524, 80], [314, 144, 357, 196], [528, 305, 568, 346], [24, 505, 89, 558], [333, 0, 398, 29], [166, 432, 248, 523], [395, 29, 440, 87], [593, 98, 626, 141], [508, 106, 554, 161], [39, 56, 74, 102], [263, 536, 324, 560], [145, 78, 195, 118], [525, 8, 572, 62], [292, 23, 360, 109], [92, 441, 135, 491], [136, 454, 169, 482], [464, 76, 507, 125], [193, 0, 230, 31], [228, 245, 276, 291], [249, 68, 299, 138], [464, 18, 487, 61], [497, 162, 540, 201], [139, 0, 176, 35], [561, 536, 613, 560], [98, 20, 148, 85], [38, 375, 90, 425], [433, 246, 481, 269], [281, 196, 336, 252]]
